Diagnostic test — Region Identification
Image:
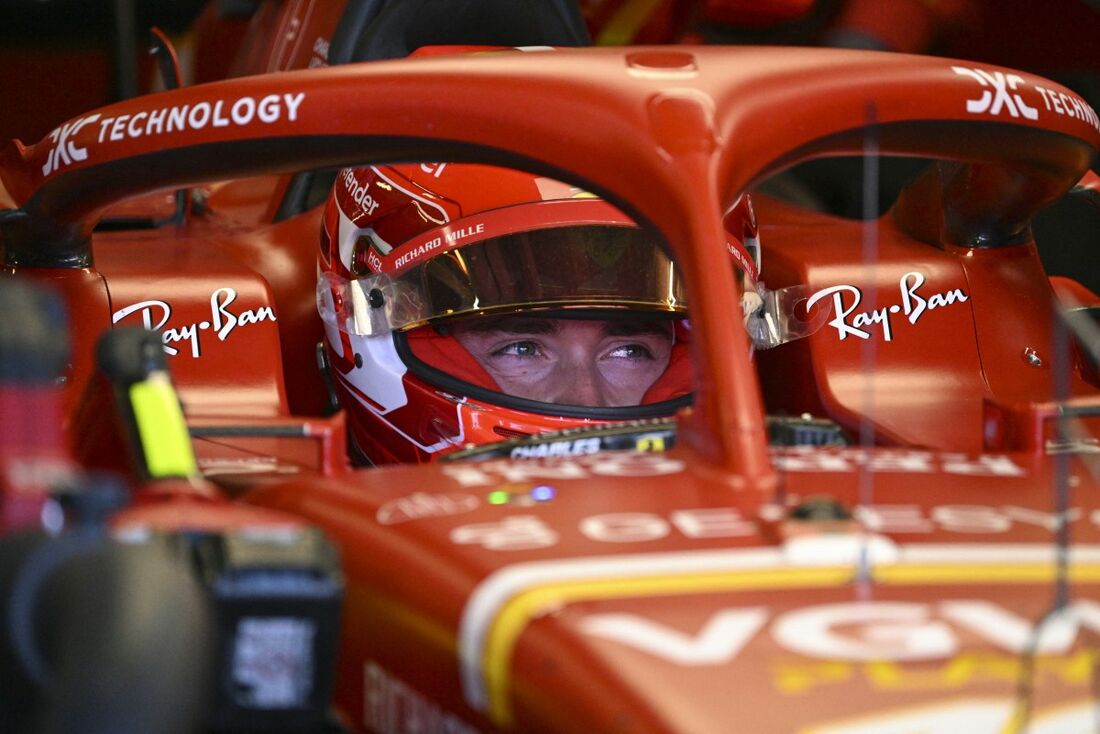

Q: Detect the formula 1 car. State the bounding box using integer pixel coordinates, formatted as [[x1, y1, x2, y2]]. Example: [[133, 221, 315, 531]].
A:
[[4, 2, 1100, 732]]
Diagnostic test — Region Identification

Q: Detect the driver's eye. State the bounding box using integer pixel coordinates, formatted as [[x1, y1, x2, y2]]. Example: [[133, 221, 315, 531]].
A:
[[607, 344, 654, 360], [493, 340, 542, 358]]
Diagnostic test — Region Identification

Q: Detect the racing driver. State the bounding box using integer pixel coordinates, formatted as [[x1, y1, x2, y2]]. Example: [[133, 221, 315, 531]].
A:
[[317, 162, 762, 465]]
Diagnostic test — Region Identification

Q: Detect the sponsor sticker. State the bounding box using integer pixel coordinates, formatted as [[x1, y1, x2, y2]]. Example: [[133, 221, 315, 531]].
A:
[[392, 223, 486, 271], [111, 287, 277, 358], [365, 661, 478, 734], [953, 65, 1100, 134], [953, 66, 1039, 120], [509, 437, 601, 460], [95, 92, 306, 144], [420, 162, 448, 178], [340, 168, 381, 216], [450, 515, 559, 551], [805, 271, 968, 342], [376, 492, 480, 525], [440, 451, 686, 488], [1033, 84, 1100, 134], [40, 92, 307, 176], [773, 447, 1024, 476], [458, 543, 1100, 725], [41, 114, 101, 176]]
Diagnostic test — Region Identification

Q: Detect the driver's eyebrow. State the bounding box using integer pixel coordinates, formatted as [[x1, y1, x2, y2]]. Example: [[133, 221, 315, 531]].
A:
[[605, 319, 674, 337], [464, 317, 557, 335]]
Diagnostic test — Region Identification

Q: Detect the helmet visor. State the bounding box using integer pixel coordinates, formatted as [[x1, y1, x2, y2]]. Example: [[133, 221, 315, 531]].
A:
[[319, 225, 686, 337]]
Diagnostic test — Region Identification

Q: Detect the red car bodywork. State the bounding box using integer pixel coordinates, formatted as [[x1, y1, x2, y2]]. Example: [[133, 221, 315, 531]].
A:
[[3, 39, 1100, 734]]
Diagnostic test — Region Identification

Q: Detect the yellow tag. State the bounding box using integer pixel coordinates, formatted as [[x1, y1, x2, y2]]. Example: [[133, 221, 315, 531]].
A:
[[128, 374, 197, 478]]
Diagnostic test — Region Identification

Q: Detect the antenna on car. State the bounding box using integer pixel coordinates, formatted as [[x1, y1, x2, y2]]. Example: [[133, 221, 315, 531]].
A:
[[147, 27, 191, 227], [111, 0, 138, 100], [855, 101, 880, 595]]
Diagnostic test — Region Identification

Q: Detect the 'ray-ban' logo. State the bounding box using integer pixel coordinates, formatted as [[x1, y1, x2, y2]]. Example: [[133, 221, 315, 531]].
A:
[[41, 114, 100, 176], [112, 287, 276, 358], [806, 271, 968, 342]]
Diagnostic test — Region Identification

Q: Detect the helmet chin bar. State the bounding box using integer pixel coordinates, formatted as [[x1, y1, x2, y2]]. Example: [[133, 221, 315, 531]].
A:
[[745, 284, 832, 350]]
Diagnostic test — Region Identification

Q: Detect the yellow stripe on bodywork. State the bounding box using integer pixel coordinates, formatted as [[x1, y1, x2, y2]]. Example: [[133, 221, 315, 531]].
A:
[[481, 561, 1100, 727], [486, 567, 852, 724], [878, 564, 1100, 585]]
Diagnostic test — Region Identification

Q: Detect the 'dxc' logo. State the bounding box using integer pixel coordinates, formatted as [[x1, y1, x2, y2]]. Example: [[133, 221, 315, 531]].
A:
[[952, 67, 1038, 120], [41, 114, 101, 176]]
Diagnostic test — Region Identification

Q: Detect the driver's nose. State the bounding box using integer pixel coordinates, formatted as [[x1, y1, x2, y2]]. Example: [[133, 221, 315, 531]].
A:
[[554, 362, 605, 407]]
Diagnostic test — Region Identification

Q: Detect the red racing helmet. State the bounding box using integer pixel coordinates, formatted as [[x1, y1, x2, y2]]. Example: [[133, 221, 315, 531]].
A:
[[317, 162, 760, 464]]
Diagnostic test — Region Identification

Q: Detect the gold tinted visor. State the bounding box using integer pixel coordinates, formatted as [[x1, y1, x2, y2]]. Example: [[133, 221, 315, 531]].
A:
[[319, 225, 686, 336]]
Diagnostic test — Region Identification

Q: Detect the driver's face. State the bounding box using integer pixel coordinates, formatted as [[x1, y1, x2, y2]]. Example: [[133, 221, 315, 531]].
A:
[[452, 316, 674, 407]]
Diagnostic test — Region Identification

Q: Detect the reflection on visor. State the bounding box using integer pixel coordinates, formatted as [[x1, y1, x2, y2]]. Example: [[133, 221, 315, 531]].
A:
[[745, 284, 831, 349], [318, 225, 830, 350], [318, 226, 686, 336]]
